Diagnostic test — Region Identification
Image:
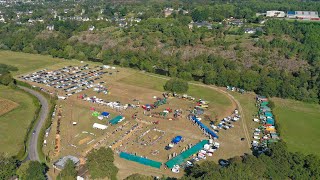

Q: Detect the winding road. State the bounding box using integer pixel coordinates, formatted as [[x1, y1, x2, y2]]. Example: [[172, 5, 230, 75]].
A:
[[19, 86, 52, 180]]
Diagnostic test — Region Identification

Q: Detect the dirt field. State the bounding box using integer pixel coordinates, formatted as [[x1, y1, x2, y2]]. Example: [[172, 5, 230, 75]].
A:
[[19, 63, 252, 179], [0, 98, 19, 116]]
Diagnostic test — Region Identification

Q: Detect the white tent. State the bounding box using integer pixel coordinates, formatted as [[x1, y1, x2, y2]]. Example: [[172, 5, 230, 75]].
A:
[[92, 123, 108, 130]]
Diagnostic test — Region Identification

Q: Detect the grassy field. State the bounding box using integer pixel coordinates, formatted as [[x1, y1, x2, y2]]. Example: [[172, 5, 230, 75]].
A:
[[0, 85, 38, 156], [0, 51, 64, 75], [119, 72, 233, 118], [272, 98, 320, 156]]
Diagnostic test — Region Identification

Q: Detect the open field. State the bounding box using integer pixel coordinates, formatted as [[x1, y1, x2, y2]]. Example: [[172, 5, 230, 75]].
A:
[[0, 51, 64, 75], [16, 62, 249, 179], [0, 85, 38, 156], [272, 98, 320, 156], [0, 97, 19, 116]]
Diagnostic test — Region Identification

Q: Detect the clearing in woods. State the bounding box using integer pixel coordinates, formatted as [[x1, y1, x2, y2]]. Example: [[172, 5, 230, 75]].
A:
[[0, 97, 19, 116], [0, 85, 37, 156], [272, 98, 320, 156]]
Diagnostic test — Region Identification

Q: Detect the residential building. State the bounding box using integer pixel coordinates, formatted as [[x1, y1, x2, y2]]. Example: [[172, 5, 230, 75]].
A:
[[53, 155, 80, 171], [164, 8, 174, 17]]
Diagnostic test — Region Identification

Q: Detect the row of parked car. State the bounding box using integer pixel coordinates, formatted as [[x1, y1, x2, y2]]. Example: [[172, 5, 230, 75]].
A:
[[211, 109, 241, 133], [20, 65, 111, 96]]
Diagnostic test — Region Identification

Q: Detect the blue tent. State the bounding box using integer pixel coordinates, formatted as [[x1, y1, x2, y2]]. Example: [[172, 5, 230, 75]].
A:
[[266, 118, 275, 125], [265, 111, 273, 118], [172, 136, 182, 144], [101, 112, 110, 117], [191, 116, 219, 139]]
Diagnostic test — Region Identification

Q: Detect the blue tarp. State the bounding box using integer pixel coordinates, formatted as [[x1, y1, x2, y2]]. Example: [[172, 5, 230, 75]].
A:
[[191, 116, 219, 139], [109, 115, 124, 125], [266, 118, 275, 125], [172, 136, 182, 144], [265, 111, 273, 118], [101, 112, 110, 116]]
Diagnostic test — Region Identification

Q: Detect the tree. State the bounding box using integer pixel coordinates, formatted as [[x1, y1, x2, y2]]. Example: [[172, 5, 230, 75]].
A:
[[164, 78, 189, 93], [57, 160, 77, 180], [0, 154, 18, 180], [124, 173, 153, 180], [87, 147, 118, 180], [0, 73, 13, 85], [17, 161, 46, 180]]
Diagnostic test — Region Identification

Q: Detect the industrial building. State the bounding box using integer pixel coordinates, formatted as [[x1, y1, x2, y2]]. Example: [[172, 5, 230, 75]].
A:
[[287, 11, 319, 19]]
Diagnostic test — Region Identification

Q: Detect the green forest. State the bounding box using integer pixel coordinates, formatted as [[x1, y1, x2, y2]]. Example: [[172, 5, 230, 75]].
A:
[[0, 0, 319, 103]]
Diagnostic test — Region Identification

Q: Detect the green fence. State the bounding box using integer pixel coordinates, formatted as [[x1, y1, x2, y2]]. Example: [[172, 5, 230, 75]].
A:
[[119, 152, 162, 168], [165, 140, 209, 168]]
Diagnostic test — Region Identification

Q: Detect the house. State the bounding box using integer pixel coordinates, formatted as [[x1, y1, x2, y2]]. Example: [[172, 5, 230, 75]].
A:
[[266, 11, 286, 18], [88, 25, 95, 31], [244, 28, 256, 34], [46, 25, 54, 31], [164, 8, 174, 17], [118, 21, 127, 27], [0, 15, 5, 23], [229, 19, 243, 26], [188, 21, 212, 30], [244, 27, 263, 34], [287, 11, 319, 19], [53, 155, 80, 171]]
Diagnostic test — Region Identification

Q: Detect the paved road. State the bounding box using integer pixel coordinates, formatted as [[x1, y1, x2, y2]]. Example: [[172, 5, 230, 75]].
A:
[[141, 72, 251, 148], [18, 86, 52, 180]]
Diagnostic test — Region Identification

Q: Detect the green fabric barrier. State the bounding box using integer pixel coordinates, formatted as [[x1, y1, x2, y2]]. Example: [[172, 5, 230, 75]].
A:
[[165, 140, 209, 168], [119, 152, 162, 168]]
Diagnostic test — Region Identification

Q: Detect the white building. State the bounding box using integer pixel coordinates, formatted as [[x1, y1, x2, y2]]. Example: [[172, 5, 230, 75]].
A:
[[88, 25, 95, 31], [266, 11, 286, 18], [287, 11, 319, 19]]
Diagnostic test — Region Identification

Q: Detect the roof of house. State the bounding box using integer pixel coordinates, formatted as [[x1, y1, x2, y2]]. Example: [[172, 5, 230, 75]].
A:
[[54, 155, 80, 169]]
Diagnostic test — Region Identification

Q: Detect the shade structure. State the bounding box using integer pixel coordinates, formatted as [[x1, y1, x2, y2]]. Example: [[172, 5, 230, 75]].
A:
[[101, 112, 110, 116], [92, 111, 100, 117], [171, 136, 182, 144], [165, 140, 209, 168], [119, 152, 162, 168]]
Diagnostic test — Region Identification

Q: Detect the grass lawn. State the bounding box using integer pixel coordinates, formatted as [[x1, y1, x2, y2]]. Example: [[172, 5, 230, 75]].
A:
[[119, 72, 232, 117], [0, 51, 64, 75], [231, 92, 259, 141], [272, 98, 320, 156], [0, 85, 38, 156]]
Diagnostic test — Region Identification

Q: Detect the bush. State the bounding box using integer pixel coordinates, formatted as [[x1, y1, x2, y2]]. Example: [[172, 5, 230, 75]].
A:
[[164, 78, 189, 93]]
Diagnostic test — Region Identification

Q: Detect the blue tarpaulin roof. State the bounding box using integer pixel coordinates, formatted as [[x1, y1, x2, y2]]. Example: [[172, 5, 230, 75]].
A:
[[192, 116, 218, 139], [266, 118, 275, 125], [101, 112, 110, 116], [172, 136, 182, 144], [109, 115, 124, 125], [265, 111, 273, 117]]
